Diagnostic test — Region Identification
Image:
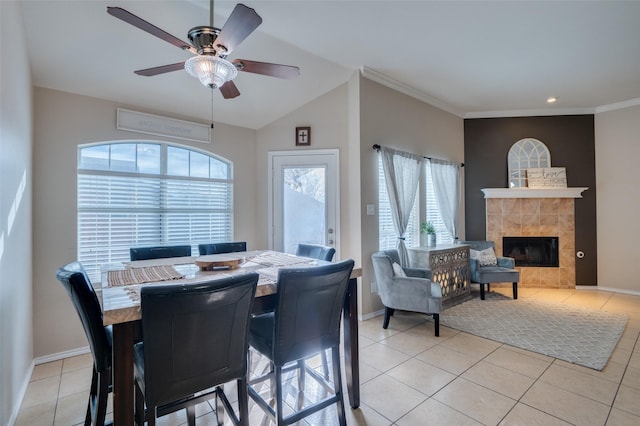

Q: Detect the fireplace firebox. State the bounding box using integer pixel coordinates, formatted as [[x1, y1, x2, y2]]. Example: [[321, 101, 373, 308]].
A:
[[503, 237, 559, 267]]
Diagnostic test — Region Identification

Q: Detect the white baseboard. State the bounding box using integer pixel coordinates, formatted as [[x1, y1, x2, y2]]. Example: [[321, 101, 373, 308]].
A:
[[7, 361, 34, 426], [34, 346, 90, 365], [9, 348, 89, 425], [359, 309, 384, 321], [577, 286, 640, 296]]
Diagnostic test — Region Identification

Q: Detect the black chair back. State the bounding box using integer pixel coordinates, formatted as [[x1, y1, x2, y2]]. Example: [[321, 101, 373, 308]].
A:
[[198, 241, 247, 255], [138, 273, 258, 408], [270, 260, 353, 365], [295, 243, 336, 262], [129, 245, 192, 261], [56, 262, 111, 373]]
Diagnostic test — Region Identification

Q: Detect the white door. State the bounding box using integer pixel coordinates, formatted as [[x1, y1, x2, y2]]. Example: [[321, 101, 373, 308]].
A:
[[269, 150, 339, 257]]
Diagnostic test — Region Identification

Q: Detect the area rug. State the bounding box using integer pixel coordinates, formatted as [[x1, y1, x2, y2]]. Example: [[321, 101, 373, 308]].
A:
[[440, 292, 628, 370]]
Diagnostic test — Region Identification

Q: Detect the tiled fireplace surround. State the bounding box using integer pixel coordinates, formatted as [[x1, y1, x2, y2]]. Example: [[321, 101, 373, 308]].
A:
[[485, 197, 576, 289]]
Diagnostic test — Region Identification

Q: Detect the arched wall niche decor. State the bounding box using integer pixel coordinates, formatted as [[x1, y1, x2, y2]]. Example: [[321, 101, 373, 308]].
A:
[[507, 138, 551, 188]]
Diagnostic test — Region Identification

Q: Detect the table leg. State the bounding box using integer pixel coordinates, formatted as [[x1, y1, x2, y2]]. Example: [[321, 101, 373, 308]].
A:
[[343, 276, 360, 408], [112, 321, 135, 425]]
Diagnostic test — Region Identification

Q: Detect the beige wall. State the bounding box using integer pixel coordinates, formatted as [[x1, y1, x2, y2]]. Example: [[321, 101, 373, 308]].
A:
[[256, 83, 353, 255], [1, 2, 34, 423], [32, 88, 258, 358], [358, 76, 465, 316], [594, 105, 640, 293]]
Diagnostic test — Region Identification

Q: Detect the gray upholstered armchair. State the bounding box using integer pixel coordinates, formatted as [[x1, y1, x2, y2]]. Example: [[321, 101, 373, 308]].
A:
[[459, 240, 519, 300], [371, 250, 442, 336]]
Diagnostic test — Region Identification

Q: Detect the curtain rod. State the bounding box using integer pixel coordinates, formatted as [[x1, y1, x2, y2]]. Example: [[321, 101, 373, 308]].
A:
[[372, 144, 464, 167]]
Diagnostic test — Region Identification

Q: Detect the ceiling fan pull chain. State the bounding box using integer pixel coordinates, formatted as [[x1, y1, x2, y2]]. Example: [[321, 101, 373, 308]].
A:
[[210, 88, 215, 129]]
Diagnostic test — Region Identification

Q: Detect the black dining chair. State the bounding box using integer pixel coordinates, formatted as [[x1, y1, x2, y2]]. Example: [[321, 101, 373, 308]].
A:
[[294, 242, 336, 378], [133, 273, 258, 426], [129, 244, 192, 261], [248, 259, 355, 426], [198, 241, 247, 255], [56, 262, 112, 426], [295, 243, 335, 262]]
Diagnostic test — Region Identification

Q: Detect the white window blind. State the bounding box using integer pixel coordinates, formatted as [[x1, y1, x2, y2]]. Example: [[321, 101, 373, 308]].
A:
[[378, 157, 418, 250], [78, 142, 233, 282]]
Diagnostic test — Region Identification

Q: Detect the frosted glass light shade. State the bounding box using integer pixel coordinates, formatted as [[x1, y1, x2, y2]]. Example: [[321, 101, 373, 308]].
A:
[[184, 56, 238, 88]]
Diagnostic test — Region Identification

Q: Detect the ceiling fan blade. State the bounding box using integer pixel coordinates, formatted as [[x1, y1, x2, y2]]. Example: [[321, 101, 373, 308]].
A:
[[107, 7, 197, 54], [214, 4, 262, 55], [134, 62, 186, 77], [220, 80, 240, 99], [233, 59, 300, 79]]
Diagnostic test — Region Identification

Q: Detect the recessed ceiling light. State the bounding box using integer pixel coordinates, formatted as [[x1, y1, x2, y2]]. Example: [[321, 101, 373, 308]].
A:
[[547, 97, 557, 104]]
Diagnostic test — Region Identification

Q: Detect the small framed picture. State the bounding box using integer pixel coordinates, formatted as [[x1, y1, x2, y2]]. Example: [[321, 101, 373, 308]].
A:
[[295, 127, 311, 146]]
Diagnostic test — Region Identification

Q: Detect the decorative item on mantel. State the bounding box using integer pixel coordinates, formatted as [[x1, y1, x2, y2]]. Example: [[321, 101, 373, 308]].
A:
[[526, 167, 567, 189], [420, 221, 437, 247], [497, 139, 587, 198]]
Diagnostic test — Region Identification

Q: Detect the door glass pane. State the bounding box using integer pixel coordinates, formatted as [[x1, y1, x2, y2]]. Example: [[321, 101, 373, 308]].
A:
[[282, 166, 326, 254]]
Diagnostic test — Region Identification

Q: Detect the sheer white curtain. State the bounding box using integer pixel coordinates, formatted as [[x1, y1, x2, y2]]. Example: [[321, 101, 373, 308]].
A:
[[429, 158, 461, 241], [381, 147, 423, 266]]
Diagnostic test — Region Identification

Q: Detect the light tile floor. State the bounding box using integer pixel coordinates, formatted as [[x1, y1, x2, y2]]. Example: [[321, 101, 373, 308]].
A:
[[16, 287, 640, 425]]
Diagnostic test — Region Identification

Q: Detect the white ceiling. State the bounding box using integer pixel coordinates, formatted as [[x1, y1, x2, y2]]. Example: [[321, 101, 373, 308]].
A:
[[19, 0, 640, 129]]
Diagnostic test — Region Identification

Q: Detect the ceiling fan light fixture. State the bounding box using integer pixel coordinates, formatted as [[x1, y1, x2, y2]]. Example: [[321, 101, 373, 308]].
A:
[[184, 55, 237, 88]]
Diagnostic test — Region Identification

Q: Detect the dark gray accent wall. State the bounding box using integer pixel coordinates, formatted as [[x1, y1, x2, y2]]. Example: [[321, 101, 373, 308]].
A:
[[464, 115, 597, 285]]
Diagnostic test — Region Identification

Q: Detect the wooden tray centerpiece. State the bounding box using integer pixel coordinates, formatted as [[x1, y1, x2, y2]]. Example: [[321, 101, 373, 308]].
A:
[[195, 253, 244, 271]]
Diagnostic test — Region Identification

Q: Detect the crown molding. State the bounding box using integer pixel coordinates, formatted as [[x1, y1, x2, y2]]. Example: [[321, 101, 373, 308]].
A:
[[595, 98, 640, 113], [359, 66, 640, 119], [464, 107, 595, 119], [360, 66, 464, 117]]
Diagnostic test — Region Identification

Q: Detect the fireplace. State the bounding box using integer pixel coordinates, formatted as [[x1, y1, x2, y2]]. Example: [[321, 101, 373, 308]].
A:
[[483, 194, 581, 288], [503, 237, 559, 267]]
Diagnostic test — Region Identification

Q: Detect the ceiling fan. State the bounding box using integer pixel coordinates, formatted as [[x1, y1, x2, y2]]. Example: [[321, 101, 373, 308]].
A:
[[107, 1, 300, 99]]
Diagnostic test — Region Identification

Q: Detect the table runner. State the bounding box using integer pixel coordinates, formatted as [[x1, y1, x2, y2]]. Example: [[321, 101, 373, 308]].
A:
[[108, 265, 184, 287], [246, 251, 313, 267]]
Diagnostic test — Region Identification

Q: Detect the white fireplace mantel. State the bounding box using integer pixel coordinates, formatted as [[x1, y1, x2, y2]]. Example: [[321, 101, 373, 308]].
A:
[[481, 187, 588, 198]]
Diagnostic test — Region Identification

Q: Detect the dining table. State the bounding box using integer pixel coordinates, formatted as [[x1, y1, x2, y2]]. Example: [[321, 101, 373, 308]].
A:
[[100, 250, 362, 425]]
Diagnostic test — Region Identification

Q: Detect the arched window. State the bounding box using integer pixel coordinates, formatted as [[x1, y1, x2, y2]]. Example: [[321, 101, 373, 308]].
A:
[[507, 138, 551, 188], [77, 141, 233, 281]]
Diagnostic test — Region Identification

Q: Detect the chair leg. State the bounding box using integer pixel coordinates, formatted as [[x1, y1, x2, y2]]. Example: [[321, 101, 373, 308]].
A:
[[236, 377, 249, 426], [487, 283, 491, 293], [320, 350, 330, 380], [94, 371, 109, 426], [513, 282, 518, 299], [84, 368, 98, 426], [297, 359, 305, 391], [480, 283, 486, 300], [215, 385, 225, 425], [185, 405, 196, 426], [275, 365, 285, 425], [134, 381, 145, 426], [331, 347, 347, 426], [433, 313, 440, 337], [383, 307, 394, 329]]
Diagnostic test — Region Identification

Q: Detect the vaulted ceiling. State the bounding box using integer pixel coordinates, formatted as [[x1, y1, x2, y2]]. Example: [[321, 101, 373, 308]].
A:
[[20, 0, 640, 129]]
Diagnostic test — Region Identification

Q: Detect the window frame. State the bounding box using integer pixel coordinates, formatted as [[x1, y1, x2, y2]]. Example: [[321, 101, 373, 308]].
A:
[[378, 157, 455, 251], [77, 141, 234, 282]]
